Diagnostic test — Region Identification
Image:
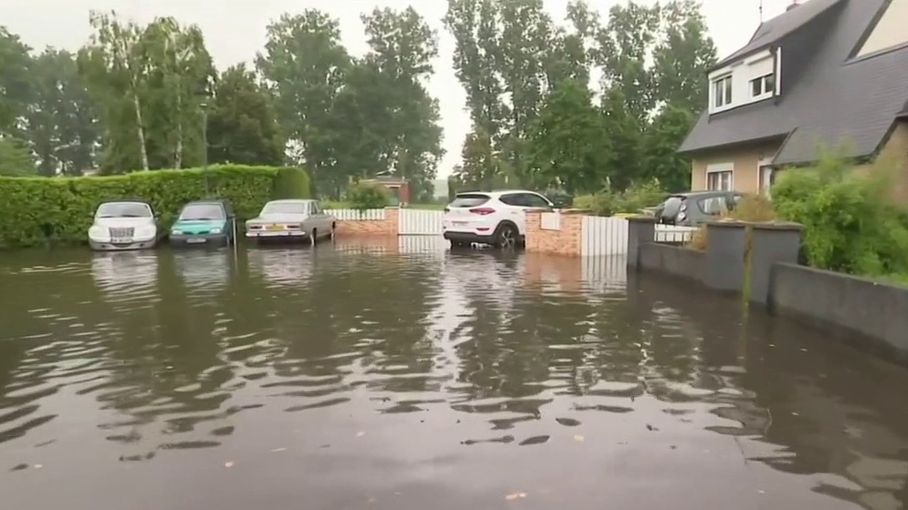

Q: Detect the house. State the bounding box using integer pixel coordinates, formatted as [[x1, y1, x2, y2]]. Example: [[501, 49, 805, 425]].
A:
[[679, 0, 908, 196]]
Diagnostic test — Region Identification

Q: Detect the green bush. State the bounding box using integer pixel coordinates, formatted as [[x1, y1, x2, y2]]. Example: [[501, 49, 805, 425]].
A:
[[347, 182, 389, 210], [0, 165, 309, 247], [272, 167, 312, 200], [773, 156, 908, 277], [574, 180, 667, 216]]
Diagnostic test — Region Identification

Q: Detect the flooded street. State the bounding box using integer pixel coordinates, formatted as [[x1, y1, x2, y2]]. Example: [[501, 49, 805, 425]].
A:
[[1, 238, 907, 510]]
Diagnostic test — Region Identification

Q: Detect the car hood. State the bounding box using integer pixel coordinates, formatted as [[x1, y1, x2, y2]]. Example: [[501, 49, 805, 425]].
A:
[[248, 213, 308, 224], [93, 218, 155, 228]]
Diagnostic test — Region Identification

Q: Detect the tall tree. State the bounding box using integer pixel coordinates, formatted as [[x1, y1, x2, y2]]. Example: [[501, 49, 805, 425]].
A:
[[359, 7, 443, 200], [595, 2, 660, 125], [81, 11, 150, 172], [601, 87, 643, 190], [0, 136, 35, 176], [207, 65, 284, 166], [26, 49, 98, 176], [544, 0, 599, 89], [140, 17, 214, 169], [529, 79, 609, 194], [257, 11, 350, 189], [0, 27, 32, 137], [652, 0, 718, 112], [444, 0, 508, 148]]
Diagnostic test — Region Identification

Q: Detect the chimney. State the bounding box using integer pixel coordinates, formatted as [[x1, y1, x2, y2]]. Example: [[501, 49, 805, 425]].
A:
[[786, 1, 800, 11]]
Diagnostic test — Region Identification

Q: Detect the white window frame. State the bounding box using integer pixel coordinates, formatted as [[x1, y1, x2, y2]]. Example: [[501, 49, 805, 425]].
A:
[[750, 73, 775, 100], [706, 163, 734, 191], [713, 75, 733, 109]]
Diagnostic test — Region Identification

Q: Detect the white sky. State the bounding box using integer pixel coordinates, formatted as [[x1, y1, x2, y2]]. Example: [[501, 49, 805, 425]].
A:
[[0, 0, 796, 176]]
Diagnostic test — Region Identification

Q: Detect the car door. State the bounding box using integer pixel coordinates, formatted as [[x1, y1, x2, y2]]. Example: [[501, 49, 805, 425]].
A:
[[312, 201, 330, 233], [498, 194, 527, 232]]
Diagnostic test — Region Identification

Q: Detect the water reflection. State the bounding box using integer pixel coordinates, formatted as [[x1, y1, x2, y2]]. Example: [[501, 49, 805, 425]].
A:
[[0, 243, 905, 509]]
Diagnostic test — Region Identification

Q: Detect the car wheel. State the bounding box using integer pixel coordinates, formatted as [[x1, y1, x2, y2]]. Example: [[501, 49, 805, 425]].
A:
[[494, 223, 518, 249]]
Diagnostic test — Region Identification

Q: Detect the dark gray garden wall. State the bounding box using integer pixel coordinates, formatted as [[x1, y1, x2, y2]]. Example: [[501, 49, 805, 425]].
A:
[[771, 263, 908, 361], [638, 243, 706, 283]]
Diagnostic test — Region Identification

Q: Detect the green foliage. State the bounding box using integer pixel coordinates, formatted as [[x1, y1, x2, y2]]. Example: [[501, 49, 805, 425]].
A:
[[0, 165, 307, 247], [641, 105, 696, 192], [207, 64, 284, 166], [0, 137, 36, 176], [528, 79, 609, 194], [729, 194, 776, 222], [574, 179, 666, 216], [773, 156, 908, 277], [0, 27, 32, 136], [272, 167, 312, 200], [347, 182, 389, 210]]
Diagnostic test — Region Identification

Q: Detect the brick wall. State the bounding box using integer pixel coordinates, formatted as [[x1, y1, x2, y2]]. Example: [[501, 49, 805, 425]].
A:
[[525, 211, 583, 256], [334, 207, 399, 236]]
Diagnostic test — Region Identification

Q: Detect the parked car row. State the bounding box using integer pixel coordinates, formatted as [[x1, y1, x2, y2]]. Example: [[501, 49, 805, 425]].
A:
[[88, 199, 336, 252]]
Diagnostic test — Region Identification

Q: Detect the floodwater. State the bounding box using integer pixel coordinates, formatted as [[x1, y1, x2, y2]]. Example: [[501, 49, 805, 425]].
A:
[[1, 237, 907, 510]]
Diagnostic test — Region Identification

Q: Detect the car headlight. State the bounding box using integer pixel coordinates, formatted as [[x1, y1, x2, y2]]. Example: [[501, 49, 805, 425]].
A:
[[137, 226, 156, 238], [171, 229, 183, 236], [88, 226, 105, 237], [210, 228, 223, 234]]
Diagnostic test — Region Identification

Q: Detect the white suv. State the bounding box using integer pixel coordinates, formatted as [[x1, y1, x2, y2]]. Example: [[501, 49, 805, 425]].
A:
[[442, 190, 554, 248]]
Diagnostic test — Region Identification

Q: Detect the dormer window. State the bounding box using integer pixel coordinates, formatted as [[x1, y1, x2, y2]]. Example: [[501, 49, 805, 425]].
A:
[[750, 73, 775, 98], [713, 75, 732, 108]]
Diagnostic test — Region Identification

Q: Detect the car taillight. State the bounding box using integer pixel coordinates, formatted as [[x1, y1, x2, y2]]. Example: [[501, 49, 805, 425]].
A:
[[469, 207, 495, 215]]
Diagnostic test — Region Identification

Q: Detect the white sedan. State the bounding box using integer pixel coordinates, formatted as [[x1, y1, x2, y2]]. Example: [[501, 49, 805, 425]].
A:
[[245, 200, 335, 243]]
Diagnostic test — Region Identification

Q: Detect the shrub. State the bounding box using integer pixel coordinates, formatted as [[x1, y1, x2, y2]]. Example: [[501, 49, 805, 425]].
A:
[[772, 156, 908, 277], [730, 194, 776, 222], [347, 182, 389, 210], [0, 165, 309, 247], [574, 180, 667, 216], [272, 167, 312, 200]]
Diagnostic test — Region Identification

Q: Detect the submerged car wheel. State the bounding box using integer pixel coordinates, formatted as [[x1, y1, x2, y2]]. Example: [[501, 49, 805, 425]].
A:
[[494, 224, 518, 249]]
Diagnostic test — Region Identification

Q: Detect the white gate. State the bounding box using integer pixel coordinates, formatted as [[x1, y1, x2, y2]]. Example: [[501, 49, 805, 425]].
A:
[[655, 225, 697, 243], [399, 209, 444, 235], [581, 216, 629, 256], [325, 208, 386, 221]]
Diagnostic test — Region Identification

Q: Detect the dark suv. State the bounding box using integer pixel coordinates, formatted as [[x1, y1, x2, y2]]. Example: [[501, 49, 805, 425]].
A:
[[653, 191, 741, 226]]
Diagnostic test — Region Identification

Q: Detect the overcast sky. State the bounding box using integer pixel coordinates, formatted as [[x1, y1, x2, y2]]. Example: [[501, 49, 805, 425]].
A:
[[1, 0, 796, 176]]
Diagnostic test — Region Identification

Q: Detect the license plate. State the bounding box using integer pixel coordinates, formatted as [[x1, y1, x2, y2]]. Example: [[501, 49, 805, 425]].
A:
[[111, 237, 132, 244], [452, 221, 468, 226], [186, 238, 207, 244], [266, 224, 284, 231]]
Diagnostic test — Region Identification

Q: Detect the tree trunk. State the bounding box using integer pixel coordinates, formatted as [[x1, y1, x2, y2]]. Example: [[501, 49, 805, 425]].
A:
[[174, 82, 183, 169], [133, 91, 149, 171]]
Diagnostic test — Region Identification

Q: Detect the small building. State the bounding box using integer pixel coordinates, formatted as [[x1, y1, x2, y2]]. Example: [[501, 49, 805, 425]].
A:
[[679, 0, 908, 197], [360, 177, 411, 206]]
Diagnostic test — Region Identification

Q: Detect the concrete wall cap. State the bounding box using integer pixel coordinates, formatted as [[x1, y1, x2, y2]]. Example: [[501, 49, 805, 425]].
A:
[[705, 220, 747, 229], [747, 221, 805, 231]]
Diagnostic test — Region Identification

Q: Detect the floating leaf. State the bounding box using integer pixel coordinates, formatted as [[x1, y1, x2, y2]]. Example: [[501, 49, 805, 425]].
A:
[[573, 435, 585, 442], [224, 461, 235, 468]]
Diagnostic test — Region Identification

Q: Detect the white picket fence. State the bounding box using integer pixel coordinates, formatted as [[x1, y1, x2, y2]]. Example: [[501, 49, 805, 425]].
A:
[[581, 216, 629, 256], [399, 209, 444, 235], [325, 208, 385, 221], [655, 224, 698, 243]]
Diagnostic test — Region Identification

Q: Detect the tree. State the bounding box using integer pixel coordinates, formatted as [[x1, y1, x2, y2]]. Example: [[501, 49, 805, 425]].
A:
[[595, 2, 660, 125], [140, 17, 214, 170], [25, 49, 99, 176], [544, 0, 599, 89], [0, 27, 32, 137], [652, 0, 718, 112], [257, 11, 351, 189], [207, 65, 284, 166], [601, 87, 644, 190], [641, 105, 696, 191], [0, 136, 35, 176], [81, 11, 150, 172], [528, 79, 609, 194]]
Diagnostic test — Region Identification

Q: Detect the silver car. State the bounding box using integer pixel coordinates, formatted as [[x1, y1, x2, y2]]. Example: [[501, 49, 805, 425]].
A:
[[88, 201, 160, 251], [245, 199, 335, 243]]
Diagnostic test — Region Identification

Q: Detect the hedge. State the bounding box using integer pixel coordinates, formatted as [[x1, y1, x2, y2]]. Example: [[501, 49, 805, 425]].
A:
[[0, 165, 311, 247]]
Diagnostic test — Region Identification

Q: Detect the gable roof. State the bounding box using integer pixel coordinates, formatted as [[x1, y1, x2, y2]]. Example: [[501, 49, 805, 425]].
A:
[[680, 0, 908, 166], [715, 0, 844, 67]]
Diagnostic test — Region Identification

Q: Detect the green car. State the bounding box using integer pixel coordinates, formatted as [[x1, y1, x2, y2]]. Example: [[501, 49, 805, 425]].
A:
[[170, 200, 235, 247]]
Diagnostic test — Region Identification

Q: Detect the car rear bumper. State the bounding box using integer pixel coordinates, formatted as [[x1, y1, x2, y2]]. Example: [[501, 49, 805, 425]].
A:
[[170, 233, 229, 247], [246, 231, 308, 239], [443, 231, 496, 245]]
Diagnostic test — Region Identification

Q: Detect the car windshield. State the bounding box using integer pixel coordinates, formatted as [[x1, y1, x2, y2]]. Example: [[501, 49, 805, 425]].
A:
[[262, 202, 307, 215], [449, 194, 490, 208], [180, 204, 225, 221], [96, 202, 152, 219]]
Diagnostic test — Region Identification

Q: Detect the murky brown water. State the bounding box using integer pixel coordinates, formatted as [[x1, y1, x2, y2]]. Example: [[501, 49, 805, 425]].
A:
[[1, 238, 907, 510]]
